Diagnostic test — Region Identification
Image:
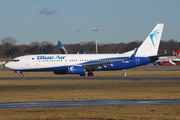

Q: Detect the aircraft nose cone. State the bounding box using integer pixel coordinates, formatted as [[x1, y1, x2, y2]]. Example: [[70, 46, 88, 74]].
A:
[[5, 63, 11, 69]]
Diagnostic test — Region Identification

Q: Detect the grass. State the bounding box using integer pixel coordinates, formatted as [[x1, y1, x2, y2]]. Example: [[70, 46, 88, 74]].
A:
[[0, 80, 180, 102], [0, 105, 180, 120], [0, 70, 180, 120]]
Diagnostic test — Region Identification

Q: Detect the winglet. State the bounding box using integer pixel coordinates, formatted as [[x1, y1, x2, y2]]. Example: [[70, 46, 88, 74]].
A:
[[122, 48, 138, 62], [129, 48, 138, 60], [123, 48, 138, 61]]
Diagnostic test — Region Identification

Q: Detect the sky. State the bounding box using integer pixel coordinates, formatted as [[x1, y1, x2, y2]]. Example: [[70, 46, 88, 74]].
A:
[[0, 0, 180, 45]]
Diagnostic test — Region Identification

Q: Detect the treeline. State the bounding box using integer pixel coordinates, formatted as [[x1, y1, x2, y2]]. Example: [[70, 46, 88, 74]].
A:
[[0, 37, 179, 59]]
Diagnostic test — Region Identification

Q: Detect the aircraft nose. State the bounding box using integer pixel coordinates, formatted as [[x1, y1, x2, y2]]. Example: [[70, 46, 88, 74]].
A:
[[5, 62, 11, 69]]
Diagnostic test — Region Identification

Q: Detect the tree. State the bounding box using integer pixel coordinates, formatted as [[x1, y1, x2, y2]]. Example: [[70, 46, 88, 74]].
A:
[[5, 47, 20, 58], [1, 37, 18, 59], [25, 41, 40, 54], [40, 41, 54, 54], [1, 37, 17, 48], [124, 41, 141, 52]]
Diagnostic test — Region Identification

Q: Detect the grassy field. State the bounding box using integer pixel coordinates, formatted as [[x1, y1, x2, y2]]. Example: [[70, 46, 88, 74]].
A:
[[0, 70, 180, 120], [0, 105, 180, 120], [0, 80, 180, 102]]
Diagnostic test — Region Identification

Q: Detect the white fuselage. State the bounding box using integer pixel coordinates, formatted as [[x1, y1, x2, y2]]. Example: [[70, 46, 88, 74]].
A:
[[5, 53, 149, 71]]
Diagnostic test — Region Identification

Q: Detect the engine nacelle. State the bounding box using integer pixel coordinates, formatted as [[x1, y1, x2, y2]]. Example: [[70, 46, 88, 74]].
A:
[[53, 66, 84, 75], [53, 69, 68, 74], [67, 66, 84, 74]]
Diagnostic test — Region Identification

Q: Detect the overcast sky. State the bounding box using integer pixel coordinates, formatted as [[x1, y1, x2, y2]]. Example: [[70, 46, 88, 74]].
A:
[[0, 0, 180, 45]]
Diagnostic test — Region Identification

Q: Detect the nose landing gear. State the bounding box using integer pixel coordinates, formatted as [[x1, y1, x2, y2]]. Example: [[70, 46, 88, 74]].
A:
[[14, 70, 24, 77]]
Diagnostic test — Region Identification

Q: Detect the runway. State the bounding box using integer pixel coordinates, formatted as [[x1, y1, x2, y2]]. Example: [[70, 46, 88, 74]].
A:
[[0, 100, 180, 108], [0, 65, 180, 109], [0, 76, 180, 80], [0, 64, 180, 80]]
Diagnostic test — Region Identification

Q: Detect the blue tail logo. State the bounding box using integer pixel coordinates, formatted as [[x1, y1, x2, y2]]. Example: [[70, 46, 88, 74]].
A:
[[150, 30, 159, 47]]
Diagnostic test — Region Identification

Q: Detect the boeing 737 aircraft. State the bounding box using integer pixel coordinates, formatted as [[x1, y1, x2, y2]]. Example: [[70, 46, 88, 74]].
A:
[[5, 24, 164, 76]]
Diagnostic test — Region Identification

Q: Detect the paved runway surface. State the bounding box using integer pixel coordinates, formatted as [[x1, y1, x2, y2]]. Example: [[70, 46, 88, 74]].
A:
[[0, 64, 180, 80], [0, 100, 180, 108], [0, 76, 180, 80]]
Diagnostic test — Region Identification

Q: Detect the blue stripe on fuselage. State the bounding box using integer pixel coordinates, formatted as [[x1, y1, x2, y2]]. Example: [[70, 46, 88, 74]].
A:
[[97, 57, 151, 71]]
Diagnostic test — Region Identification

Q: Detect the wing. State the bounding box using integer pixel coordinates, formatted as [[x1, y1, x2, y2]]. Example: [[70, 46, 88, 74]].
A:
[[81, 48, 138, 71]]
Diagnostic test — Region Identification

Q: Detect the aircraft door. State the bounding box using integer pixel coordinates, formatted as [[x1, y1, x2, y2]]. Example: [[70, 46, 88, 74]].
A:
[[31, 57, 35, 64], [26, 57, 31, 66], [31, 57, 39, 67]]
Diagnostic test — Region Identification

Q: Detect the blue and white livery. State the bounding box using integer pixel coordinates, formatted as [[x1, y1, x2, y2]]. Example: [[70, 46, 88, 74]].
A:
[[5, 24, 164, 76]]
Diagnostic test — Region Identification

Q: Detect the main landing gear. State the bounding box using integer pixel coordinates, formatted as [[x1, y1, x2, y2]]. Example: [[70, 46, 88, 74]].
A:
[[79, 71, 94, 76], [87, 71, 94, 76]]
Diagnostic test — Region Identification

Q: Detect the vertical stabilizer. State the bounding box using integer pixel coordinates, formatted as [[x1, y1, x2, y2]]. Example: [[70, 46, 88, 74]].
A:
[[58, 41, 68, 54], [137, 23, 164, 56]]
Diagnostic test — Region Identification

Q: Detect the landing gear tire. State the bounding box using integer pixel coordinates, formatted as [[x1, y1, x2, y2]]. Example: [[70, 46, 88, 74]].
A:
[[87, 71, 94, 76], [80, 72, 86, 76], [20, 74, 24, 77]]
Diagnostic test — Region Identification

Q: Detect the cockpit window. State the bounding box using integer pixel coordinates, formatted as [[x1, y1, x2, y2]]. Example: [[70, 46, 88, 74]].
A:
[[11, 59, 20, 62]]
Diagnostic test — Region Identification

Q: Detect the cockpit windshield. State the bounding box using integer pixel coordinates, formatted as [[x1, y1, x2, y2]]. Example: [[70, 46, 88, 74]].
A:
[[11, 59, 20, 62]]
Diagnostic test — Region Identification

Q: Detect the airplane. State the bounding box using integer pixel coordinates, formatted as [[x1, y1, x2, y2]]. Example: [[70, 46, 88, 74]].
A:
[[58, 41, 68, 54], [173, 50, 180, 57], [155, 57, 176, 66], [154, 56, 175, 66], [155, 50, 180, 66], [5, 23, 164, 76]]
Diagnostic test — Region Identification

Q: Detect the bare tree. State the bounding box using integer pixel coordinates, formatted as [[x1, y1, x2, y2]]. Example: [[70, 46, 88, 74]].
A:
[[41, 41, 52, 46], [40, 41, 54, 53], [1, 37, 18, 59], [30, 41, 40, 46], [1, 37, 17, 48]]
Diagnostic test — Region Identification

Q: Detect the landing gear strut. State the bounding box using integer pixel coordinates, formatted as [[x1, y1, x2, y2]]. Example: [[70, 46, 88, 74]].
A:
[[14, 70, 24, 77], [79, 71, 94, 76]]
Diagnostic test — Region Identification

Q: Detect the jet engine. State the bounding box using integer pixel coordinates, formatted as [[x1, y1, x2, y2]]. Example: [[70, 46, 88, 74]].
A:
[[53, 66, 84, 75]]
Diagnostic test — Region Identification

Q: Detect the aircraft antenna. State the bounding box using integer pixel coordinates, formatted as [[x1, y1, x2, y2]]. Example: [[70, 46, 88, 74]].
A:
[[92, 28, 100, 54]]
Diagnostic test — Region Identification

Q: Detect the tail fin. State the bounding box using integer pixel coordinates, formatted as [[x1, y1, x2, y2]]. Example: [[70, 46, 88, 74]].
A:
[[58, 41, 68, 54], [137, 23, 164, 56]]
